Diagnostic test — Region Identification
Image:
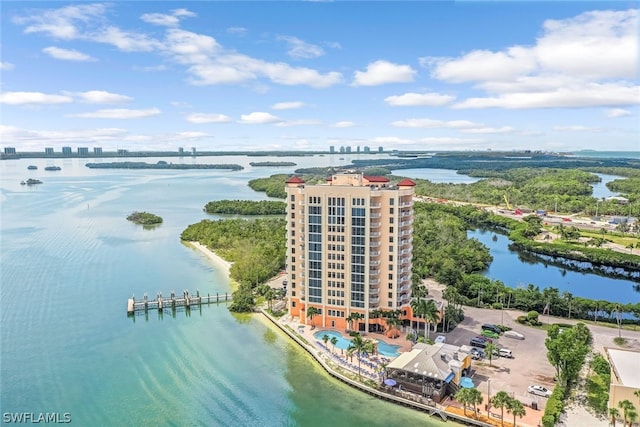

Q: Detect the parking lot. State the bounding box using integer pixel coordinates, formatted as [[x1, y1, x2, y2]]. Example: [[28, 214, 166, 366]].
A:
[[428, 281, 558, 412]]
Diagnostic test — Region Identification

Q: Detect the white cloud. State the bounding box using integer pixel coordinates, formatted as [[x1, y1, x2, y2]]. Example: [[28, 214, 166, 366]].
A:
[[606, 108, 632, 118], [391, 118, 480, 129], [0, 91, 73, 105], [271, 101, 304, 110], [460, 126, 515, 134], [13, 3, 108, 40], [227, 27, 248, 36], [370, 136, 415, 145], [452, 82, 640, 109], [140, 9, 196, 27], [70, 108, 161, 119], [0, 62, 15, 70], [186, 113, 232, 124], [384, 92, 455, 107], [352, 60, 416, 86], [331, 121, 356, 128], [553, 125, 604, 132], [133, 64, 167, 72], [42, 46, 96, 62], [73, 90, 132, 104], [239, 112, 281, 124], [275, 119, 322, 127], [418, 137, 484, 145], [0, 124, 128, 144], [427, 9, 639, 110], [93, 26, 160, 52], [278, 36, 325, 59]]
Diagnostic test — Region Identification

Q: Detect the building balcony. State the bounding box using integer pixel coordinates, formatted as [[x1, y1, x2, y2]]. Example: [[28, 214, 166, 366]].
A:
[[401, 211, 413, 217], [370, 213, 382, 219], [370, 278, 380, 285], [400, 257, 411, 264], [299, 237, 305, 242], [401, 219, 413, 226], [369, 297, 380, 304], [400, 285, 411, 293], [400, 275, 411, 283], [399, 267, 411, 274], [299, 219, 305, 224], [400, 201, 412, 207], [370, 241, 381, 248], [370, 232, 381, 238], [370, 260, 380, 267], [370, 222, 381, 228], [369, 269, 380, 276], [401, 230, 412, 236], [400, 238, 412, 245], [370, 202, 381, 208], [370, 251, 380, 257], [400, 249, 411, 255], [369, 287, 380, 295], [399, 294, 411, 303]]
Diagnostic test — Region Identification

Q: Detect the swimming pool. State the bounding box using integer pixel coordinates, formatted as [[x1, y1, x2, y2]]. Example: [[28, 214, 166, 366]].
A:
[[313, 330, 401, 357]]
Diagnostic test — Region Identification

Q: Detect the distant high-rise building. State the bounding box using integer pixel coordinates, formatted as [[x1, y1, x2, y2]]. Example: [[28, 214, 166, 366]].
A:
[[378, 146, 383, 153], [62, 147, 72, 155], [339, 146, 345, 153], [3, 147, 16, 155], [78, 147, 89, 156], [93, 147, 102, 155], [284, 173, 418, 332], [117, 149, 128, 156], [191, 147, 196, 156], [364, 146, 371, 153], [357, 146, 361, 153], [345, 146, 352, 153], [45, 147, 54, 156], [178, 147, 184, 154], [329, 146, 335, 154]]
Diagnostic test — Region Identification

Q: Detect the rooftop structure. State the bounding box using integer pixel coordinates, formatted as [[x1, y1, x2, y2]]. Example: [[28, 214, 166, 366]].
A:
[[605, 347, 640, 411]]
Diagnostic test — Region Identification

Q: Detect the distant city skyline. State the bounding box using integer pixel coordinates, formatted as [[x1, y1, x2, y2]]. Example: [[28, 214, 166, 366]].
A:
[[1, 2, 638, 152]]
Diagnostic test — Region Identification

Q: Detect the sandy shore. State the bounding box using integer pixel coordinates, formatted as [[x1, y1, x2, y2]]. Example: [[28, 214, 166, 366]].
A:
[[187, 241, 233, 278]]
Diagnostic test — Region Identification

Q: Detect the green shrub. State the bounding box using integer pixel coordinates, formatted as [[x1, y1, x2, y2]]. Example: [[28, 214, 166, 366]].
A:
[[497, 324, 512, 332], [517, 315, 527, 324]]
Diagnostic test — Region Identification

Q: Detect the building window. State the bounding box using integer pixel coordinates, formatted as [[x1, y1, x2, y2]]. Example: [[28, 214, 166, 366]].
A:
[[390, 217, 394, 224], [290, 195, 295, 201], [389, 198, 395, 205], [389, 236, 394, 243], [388, 292, 393, 298], [388, 283, 393, 289], [388, 274, 393, 280], [292, 301, 296, 307], [389, 227, 394, 233], [389, 255, 393, 261], [390, 208, 394, 214]]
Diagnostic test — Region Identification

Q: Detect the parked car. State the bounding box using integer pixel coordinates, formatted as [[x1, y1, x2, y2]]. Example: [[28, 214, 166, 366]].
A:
[[470, 337, 487, 348], [475, 335, 492, 343], [499, 348, 513, 358], [528, 385, 551, 398], [504, 330, 525, 340], [481, 330, 500, 339], [434, 335, 446, 344], [470, 348, 485, 360], [481, 324, 502, 335]]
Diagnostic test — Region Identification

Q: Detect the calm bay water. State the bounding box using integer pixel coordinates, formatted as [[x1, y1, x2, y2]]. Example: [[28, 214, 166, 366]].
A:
[[469, 229, 640, 304], [1, 155, 445, 426]]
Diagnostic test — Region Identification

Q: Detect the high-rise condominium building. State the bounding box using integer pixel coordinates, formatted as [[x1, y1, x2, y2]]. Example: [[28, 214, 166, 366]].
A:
[[285, 173, 416, 332]]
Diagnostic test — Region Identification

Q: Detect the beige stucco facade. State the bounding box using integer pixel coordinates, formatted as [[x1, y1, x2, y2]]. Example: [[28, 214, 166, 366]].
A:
[[285, 173, 416, 332], [605, 347, 640, 411]]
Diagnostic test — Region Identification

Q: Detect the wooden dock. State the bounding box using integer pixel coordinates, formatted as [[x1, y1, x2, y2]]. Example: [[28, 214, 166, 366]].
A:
[[127, 290, 232, 315]]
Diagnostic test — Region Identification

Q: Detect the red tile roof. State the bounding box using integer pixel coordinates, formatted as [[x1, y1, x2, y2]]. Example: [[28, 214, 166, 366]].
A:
[[397, 178, 416, 187], [364, 175, 390, 183], [285, 176, 305, 184]]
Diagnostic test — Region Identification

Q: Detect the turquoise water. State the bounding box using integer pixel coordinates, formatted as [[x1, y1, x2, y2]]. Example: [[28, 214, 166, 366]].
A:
[[0, 156, 447, 426], [313, 330, 400, 357]]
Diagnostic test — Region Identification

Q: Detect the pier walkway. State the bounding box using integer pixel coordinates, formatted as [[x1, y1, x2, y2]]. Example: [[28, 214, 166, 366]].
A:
[[127, 290, 232, 315]]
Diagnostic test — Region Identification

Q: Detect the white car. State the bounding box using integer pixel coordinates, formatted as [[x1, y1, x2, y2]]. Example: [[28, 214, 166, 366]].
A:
[[504, 330, 525, 340], [434, 335, 446, 344], [528, 385, 551, 398]]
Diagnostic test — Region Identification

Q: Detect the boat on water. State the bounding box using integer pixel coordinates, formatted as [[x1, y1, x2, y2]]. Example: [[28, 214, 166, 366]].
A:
[[26, 178, 43, 185], [44, 166, 62, 171], [28, 165, 38, 170]]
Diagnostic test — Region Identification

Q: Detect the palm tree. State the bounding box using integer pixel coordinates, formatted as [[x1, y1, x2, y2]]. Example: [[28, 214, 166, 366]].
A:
[[410, 297, 425, 338], [330, 336, 338, 354], [468, 387, 483, 419], [485, 342, 498, 367], [610, 407, 620, 426], [322, 334, 329, 349], [423, 299, 440, 340], [619, 400, 634, 426], [491, 391, 511, 426], [346, 312, 363, 332], [264, 287, 277, 311], [455, 388, 473, 416], [507, 398, 526, 427], [306, 306, 319, 329], [634, 389, 640, 408], [627, 409, 638, 427], [347, 333, 367, 379]]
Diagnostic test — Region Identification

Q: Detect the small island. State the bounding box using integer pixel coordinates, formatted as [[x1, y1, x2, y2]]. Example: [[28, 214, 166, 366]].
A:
[[86, 161, 243, 171], [44, 166, 62, 171], [23, 178, 43, 185], [249, 161, 296, 167], [127, 211, 163, 226]]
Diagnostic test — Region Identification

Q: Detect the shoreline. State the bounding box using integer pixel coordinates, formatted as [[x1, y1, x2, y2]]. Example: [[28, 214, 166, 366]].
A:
[[186, 241, 238, 291]]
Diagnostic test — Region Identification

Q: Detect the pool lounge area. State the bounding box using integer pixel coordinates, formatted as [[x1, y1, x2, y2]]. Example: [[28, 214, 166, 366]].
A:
[[313, 330, 401, 358]]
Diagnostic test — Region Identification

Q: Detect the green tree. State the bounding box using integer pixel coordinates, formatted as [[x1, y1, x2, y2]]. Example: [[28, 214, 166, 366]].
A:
[[322, 334, 329, 349], [545, 323, 591, 387], [506, 398, 526, 427], [456, 388, 480, 417], [619, 400, 635, 426], [306, 307, 320, 329], [346, 312, 363, 332], [330, 336, 338, 354], [485, 342, 499, 367], [347, 333, 368, 380], [423, 299, 440, 339], [609, 407, 620, 426], [490, 391, 511, 426]]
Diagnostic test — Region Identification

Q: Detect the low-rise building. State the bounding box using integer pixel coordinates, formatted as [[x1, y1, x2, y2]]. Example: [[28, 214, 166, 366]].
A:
[[605, 347, 640, 411]]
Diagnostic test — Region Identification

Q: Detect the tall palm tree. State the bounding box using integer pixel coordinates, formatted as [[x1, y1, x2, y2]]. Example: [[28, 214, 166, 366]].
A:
[[485, 342, 498, 367], [610, 407, 620, 426], [618, 400, 634, 426], [347, 333, 367, 379], [330, 336, 338, 354], [634, 388, 640, 408], [322, 334, 329, 349], [455, 388, 472, 416], [423, 299, 440, 340], [491, 391, 511, 426], [306, 306, 319, 329], [346, 312, 363, 332], [468, 387, 483, 419], [507, 398, 526, 427], [410, 297, 424, 337], [627, 409, 638, 427]]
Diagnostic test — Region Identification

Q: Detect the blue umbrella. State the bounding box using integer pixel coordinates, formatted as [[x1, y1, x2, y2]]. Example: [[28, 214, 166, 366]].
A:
[[460, 377, 474, 389], [384, 379, 397, 387]]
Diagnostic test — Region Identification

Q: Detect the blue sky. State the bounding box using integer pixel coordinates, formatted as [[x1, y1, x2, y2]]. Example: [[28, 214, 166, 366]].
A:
[[1, 1, 638, 152]]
